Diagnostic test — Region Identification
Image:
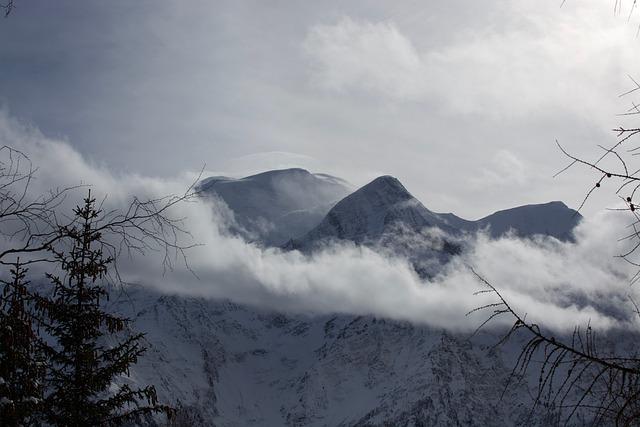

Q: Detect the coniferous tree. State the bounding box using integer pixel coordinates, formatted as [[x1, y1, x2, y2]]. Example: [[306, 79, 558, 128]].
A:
[[0, 260, 45, 426], [39, 192, 170, 426]]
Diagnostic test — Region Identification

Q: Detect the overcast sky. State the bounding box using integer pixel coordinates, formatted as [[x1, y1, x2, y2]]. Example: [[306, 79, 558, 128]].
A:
[[1, 0, 639, 218]]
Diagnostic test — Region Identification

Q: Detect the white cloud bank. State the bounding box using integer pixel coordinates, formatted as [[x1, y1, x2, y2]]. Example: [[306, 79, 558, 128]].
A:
[[303, 5, 639, 117], [1, 110, 638, 333]]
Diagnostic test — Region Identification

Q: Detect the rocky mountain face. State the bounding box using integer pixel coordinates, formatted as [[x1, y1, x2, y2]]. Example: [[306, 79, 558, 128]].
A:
[[118, 288, 561, 427], [119, 169, 586, 426]]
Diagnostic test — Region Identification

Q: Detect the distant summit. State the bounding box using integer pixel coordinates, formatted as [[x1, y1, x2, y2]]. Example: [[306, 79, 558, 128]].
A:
[[473, 201, 580, 241], [287, 175, 454, 251], [133, 176, 584, 426], [284, 175, 581, 278], [359, 175, 413, 202], [199, 169, 582, 260], [198, 168, 351, 246], [199, 168, 329, 190]]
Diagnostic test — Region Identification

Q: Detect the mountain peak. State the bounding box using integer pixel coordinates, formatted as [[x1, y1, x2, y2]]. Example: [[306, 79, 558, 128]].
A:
[[245, 168, 312, 181], [351, 175, 414, 206], [545, 200, 571, 210], [198, 168, 350, 246], [366, 175, 405, 190], [289, 175, 441, 248], [476, 200, 581, 240]]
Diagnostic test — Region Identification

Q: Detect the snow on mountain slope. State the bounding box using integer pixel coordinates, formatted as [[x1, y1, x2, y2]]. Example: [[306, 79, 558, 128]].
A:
[[118, 170, 588, 426], [284, 175, 580, 277], [435, 202, 581, 242], [198, 169, 351, 246], [289, 176, 581, 253], [285, 175, 457, 252], [200, 170, 580, 254], [475, 201, 581, 241], [112, 287, 569, 427]]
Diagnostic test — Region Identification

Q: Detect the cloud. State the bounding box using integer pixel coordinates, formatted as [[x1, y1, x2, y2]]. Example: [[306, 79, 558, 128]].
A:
[[224, 152, 322, 178], [303, 6, 640, 117], [1, 110, 639, 334], [3, 1, 639, 222], [470, 149, 528, 188], [304, 17, 427, 100]]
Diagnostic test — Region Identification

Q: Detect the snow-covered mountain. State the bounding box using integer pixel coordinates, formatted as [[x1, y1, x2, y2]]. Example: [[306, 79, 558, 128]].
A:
[[288, 175, 580, 252], [439, 201, 581, 241], [281, 175, 462, 277], [198, 169, 351, 246], [286, 176, 456, 249], [479, 201, 580, 240], [116, 169, 587, 426], [199, 170, 580, 251], [116, 287, 560, 427], [282, 174, 580, 277]]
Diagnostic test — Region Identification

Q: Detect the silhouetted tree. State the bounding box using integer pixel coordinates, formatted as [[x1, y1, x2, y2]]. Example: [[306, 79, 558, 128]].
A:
[[0, 145, 76, 266], [38, 192, 172, 425], [473, 76, 640, 425], [1, 0, 14, 17], [0, 260, 45, 426], [0, 144, 197, 272], [0, 143, 199, 424]]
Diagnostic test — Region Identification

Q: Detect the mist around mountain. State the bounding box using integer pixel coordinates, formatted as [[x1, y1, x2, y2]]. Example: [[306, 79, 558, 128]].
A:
[[198, 168, 351, 246], [202, 168, 580, 248], [113, 169, 593, 425], [287, 173, 580, 247], [116, 286, 570, 427], [201, 169, 580, 279], [1, 119, 612, 427]]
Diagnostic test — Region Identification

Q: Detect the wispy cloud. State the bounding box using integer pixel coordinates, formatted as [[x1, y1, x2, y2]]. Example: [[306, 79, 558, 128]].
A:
[[304, 17, 427, 101], [303, 6, 639, 118], [2, 110, 638, 333], [2, 1, 638, 219]]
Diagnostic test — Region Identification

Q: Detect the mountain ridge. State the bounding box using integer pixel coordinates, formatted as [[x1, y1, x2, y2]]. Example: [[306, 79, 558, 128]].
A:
[[114, 169, 590, 425], [285, 173, 581, 253]]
